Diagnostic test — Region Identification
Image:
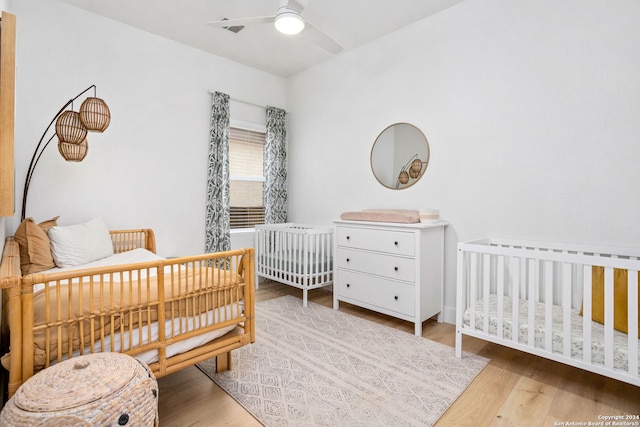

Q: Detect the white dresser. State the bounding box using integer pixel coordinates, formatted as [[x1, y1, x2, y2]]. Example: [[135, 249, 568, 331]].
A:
[[333, 219, 447, 336]]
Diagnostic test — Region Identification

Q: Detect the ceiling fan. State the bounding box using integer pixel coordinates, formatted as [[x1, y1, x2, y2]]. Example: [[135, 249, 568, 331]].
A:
[[206, 0, 343, 54]]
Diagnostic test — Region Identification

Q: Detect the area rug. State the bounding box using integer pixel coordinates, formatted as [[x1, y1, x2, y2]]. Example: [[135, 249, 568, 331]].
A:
[[197, 295, 488, 427]]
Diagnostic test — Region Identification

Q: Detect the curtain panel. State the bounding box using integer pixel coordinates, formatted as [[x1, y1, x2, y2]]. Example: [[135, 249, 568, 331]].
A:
[[264, 106, 288, 224], [205, 91, 230, 253]]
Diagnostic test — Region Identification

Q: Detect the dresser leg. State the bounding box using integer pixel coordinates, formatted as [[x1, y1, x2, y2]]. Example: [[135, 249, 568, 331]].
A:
[[415, 322, 422, 337]]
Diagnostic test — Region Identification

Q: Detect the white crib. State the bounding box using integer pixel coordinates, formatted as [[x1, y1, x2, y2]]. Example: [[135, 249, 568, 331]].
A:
[[456, 238, 640, 387], [254, 223, 334, 307]]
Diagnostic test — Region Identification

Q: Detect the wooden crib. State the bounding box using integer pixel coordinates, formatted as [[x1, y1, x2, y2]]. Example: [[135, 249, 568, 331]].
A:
[[456, 238, 639, 387], [0, 229, 255, 397], [254, 223, 333, 307]]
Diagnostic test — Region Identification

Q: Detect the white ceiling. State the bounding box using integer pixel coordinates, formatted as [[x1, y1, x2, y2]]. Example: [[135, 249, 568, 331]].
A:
[[59, 0, 465, 77]]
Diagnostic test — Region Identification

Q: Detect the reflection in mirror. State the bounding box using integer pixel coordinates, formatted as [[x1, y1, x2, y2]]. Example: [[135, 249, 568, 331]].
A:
[[370, 123, 430, 190]]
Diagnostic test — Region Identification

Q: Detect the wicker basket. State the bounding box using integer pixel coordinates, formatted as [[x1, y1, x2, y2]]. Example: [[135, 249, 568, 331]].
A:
[[0, 353, 158, 426]]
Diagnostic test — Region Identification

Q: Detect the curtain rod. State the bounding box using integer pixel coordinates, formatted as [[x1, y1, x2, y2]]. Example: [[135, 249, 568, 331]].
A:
[[208, 90, 265, 110], [207, 91, 288, 113]]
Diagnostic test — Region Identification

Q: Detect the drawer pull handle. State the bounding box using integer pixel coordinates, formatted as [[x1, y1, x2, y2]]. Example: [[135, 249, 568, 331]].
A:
[[394, 266, 399, 271], [394, 296, 398, 301], [394, 241, 398, 246], [346, 258, 350, 262], [346, 283, 350, 288], [346, 236, 350, 240]]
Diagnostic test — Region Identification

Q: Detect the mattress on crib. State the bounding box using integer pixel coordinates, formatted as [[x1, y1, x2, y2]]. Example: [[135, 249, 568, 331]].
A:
[[258, 250, 333, 273], [463, 295, 640, 373]]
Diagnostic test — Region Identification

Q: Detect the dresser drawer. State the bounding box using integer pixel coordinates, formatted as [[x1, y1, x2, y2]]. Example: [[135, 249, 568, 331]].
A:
[[336, 247, 415, 282], [336, 226, 414, 256], [336, 270, 414, 316]]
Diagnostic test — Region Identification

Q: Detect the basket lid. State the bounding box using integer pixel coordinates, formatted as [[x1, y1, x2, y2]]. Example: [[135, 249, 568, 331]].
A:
[[14, 353, 142, 412]]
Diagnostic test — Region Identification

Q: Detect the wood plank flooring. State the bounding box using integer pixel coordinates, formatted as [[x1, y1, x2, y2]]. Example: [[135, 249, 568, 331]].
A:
[[158, 282, 640, 426]]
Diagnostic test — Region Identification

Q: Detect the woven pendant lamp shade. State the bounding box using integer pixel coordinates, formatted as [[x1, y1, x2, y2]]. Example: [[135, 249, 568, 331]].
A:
[[55, 111, 88, 144], [79, 97, 110, 132], [409, 159, 421, 179], [411, 158, 422, 173], [58, 138, 88, 162], [398, 170, 409, 184]]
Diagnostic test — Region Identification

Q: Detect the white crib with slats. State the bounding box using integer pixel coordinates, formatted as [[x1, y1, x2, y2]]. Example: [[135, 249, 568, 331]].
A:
[[456, 238, 639, 387], [254, 223, 334, 307]]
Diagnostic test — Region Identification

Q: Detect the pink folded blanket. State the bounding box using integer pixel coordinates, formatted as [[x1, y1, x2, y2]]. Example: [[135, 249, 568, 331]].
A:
[[339, 209, 420, 223]]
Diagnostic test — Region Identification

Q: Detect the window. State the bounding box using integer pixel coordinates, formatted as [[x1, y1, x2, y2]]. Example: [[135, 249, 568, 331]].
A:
[[229, 126, 265, 229]]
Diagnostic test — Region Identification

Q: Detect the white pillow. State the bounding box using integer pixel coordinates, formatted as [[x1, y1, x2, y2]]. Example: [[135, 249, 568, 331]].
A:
[[48, 217, 115, 268]]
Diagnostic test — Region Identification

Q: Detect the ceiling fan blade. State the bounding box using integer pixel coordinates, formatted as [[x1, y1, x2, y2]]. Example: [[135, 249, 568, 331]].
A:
[[305, 22, 343, 54], [206, 16, 275, 28], [285, 0, 309, 13]]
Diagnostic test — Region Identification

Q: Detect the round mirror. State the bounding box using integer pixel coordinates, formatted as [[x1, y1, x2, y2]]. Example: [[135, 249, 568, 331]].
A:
[[370, 123, 430, 190]]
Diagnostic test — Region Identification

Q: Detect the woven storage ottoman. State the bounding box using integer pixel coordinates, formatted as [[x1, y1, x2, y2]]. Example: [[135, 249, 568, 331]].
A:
[[0, 352, 158, 426]]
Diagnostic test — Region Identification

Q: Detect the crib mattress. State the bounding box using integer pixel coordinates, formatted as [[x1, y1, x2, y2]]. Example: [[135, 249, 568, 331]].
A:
[[463, 295, 640, 373], [259, 250, 332, 274]]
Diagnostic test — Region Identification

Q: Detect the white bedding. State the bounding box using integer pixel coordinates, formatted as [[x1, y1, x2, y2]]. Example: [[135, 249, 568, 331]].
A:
[[39, 247, 164, 275], [35, 248, 164, 293], [70, 304, 239, 366], [463, 295, 640, 373]]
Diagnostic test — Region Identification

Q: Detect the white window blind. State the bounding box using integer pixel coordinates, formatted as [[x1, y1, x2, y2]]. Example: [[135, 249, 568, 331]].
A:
[[229, 127, 265, 229]]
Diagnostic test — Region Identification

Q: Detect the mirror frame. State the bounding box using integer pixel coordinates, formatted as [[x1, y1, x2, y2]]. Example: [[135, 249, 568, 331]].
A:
[[370, 122, 430, 190]]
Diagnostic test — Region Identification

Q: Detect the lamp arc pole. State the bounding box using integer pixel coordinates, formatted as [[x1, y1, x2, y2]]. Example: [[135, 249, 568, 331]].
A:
[[21, 84, 103, 221]]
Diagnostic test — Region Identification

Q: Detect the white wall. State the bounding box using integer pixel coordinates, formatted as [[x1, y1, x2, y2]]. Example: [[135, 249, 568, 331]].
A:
[[287, 0, 640, 322], [3, 0, 287, 256], [4, 0, 640, 324], [0, 0, 9, 253]]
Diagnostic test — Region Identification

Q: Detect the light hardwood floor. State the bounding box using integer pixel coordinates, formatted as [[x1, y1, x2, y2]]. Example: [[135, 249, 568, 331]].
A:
[[158, 282, 640, 426]]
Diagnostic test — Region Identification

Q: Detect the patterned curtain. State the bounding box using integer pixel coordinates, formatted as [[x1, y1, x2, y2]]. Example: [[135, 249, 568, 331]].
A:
[[264, 106, 288, 224], [205, 91, 230, 253]]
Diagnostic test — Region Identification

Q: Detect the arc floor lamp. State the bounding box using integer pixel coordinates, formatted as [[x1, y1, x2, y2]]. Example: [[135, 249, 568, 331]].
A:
[[395, 154, 426, 189], [21, 84, 110, 221]]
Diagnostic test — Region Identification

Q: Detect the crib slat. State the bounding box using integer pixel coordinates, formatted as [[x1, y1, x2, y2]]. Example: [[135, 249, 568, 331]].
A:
[[510, 256, 521, 345], [300, 232, 306, 284], [562, 262, 572, 358], [469, 253, 478, 332], [628, 270, 639, 377], [528, 259, 537, 348], [582, 265, 593, 365], [284, 231, 291, 282], [482, 254, 491, 335], [496, 255, 505, 339], [544, 260, 553, 352], [574, 262, 584, 317], [604, 267, 614, 371]]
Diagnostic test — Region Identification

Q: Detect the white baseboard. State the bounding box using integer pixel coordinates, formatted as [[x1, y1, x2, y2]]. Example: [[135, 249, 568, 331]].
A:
[[441, 305, 456, 325]]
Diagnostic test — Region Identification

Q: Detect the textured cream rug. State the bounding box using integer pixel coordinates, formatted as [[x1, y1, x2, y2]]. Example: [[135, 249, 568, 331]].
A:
[[197, 295, 488, 427]]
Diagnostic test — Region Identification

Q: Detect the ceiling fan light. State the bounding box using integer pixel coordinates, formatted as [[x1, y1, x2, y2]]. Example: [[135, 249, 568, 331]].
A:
[[274, 11, 305, 35]]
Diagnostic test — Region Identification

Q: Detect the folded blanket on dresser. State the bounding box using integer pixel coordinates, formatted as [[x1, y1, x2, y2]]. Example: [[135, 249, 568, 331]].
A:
[[340, 209, 420, 223]]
